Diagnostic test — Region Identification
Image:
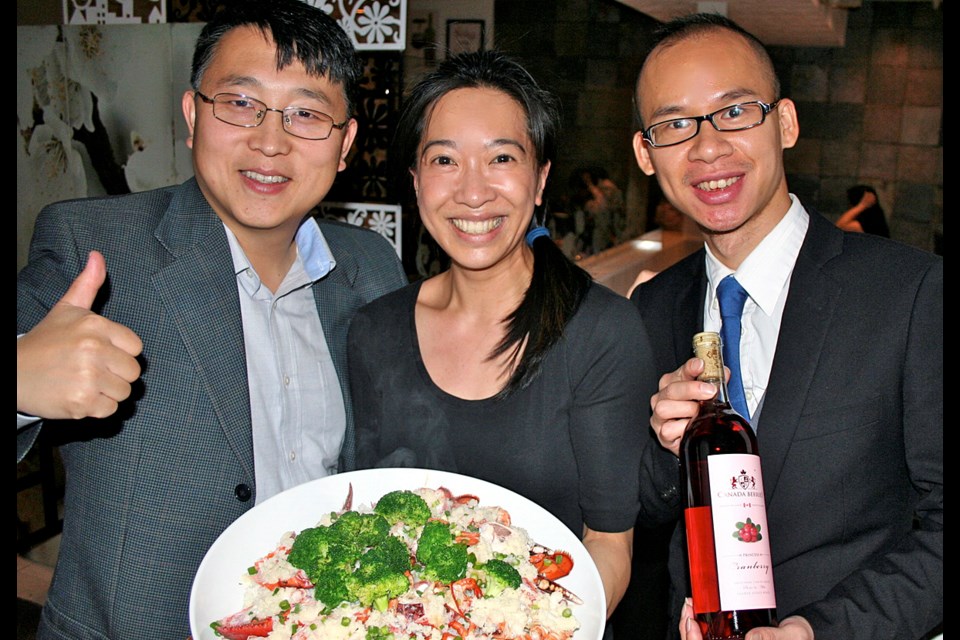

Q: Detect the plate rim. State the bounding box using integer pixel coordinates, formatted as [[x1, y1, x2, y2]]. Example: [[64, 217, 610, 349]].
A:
[[189, 467, 606, 640]]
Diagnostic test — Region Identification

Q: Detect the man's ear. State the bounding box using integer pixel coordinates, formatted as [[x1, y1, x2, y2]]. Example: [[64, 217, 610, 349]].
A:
[[338, 118, 359, 172], [182, 90, 197, 150], [776, 98, 800, 150], [633, 131, 656, 176]]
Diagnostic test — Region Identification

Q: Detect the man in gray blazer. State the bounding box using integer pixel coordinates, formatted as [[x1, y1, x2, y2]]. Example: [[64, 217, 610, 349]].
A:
[[16, 2, 407, 638], [629, 14, 941, 640]]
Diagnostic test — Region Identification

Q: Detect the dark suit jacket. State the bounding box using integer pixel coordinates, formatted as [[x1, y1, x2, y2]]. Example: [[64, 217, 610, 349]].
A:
[[16, 178, 407, 640], [631, 209, 942, 640]]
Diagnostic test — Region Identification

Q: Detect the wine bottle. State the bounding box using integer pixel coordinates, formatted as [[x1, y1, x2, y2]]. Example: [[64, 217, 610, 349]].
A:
[[681, 331, 778, 639]]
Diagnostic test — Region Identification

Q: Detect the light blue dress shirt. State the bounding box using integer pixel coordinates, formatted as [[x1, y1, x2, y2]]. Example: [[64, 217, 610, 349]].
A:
[[225, 218, 345, 503]]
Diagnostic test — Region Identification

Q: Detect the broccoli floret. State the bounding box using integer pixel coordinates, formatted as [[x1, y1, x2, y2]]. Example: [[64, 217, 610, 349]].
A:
[[340, 536, 413, 610], [416, 520, 454, 564], [416, 521, 469, 583], [287, 526, 332, 571], [330, 511, 391, 549], [362, 534, 411, 574], [346, 561, 410, 609], [312, 566, 352, 608], [480, 559, 521, 597], [421, 542, 468, 583], [373, 490, 432, 528], [288, 526, 360, 578]]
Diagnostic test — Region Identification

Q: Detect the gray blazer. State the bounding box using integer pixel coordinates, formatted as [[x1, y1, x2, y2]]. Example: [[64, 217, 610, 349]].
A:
[[631, 209, 942, 640], [17, 178, 407, 640]]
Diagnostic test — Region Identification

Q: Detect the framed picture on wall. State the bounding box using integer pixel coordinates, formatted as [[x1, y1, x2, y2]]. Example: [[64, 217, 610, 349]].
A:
[[446, 19, 485, 56]]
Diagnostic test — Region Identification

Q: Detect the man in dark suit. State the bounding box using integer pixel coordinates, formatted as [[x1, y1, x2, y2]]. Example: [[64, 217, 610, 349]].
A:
[[629, 14, 941, 640], [16, 2, 406, 638]]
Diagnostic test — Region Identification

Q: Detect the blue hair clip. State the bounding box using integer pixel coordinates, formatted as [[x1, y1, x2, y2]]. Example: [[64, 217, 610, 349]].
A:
[[525, 225, 550, 247]]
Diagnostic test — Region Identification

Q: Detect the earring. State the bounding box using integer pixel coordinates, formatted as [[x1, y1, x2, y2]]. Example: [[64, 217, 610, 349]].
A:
[[525, 224, 550, 247]]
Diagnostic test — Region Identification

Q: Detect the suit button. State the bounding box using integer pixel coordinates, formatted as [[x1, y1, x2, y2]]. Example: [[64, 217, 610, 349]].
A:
[[235, 484, 252, 502]]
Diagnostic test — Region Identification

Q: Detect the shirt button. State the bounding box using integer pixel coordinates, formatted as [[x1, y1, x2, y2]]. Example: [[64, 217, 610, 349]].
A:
[[290, 451, 297, 461], [283, 376, 290, 386], [234, 483, 252, 502]]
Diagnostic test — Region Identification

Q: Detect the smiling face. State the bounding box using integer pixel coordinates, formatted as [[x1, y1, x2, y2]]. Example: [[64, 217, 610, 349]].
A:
[[412, 87, 550, 275], [182, 25, 357, 247], [633, 29, 799, 264]]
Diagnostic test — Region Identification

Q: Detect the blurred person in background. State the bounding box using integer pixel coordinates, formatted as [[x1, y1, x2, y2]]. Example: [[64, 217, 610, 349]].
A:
[[835, 184, 890, 237]]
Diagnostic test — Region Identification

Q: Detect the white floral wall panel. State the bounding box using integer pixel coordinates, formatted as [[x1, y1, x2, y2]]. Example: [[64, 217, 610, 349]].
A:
[[17, 23, 203, 270]]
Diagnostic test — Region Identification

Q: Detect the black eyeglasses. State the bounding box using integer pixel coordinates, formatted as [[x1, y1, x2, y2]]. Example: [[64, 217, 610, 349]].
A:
[[641, 100, 780, 148], [195, 91, 348, 141]]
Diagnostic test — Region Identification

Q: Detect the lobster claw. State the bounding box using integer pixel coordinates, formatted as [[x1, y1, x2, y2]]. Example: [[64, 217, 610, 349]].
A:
[[212, 608, 273, 639], [534, 575, 584, 606], [529, 544, 582, 605], [529, 545, 574, 581], [438, 486, 480, 506]]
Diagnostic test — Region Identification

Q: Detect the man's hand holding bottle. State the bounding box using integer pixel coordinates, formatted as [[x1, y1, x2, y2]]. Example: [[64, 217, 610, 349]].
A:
[[679, 599, 815, 640], [650, 356, 723, 456]]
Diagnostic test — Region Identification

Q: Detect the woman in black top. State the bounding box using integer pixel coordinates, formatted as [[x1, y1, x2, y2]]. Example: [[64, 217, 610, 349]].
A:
[[348, 50, 658, 619]]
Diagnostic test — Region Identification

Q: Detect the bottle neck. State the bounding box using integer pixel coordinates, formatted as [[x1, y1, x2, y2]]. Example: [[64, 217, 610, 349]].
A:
[[701, 372, 732, 406], [693, 333, 733, 408]]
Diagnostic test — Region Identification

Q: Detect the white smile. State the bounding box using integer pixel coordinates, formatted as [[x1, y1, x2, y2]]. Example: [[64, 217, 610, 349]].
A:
[[242, 171, 290, 184], [452, 217, 504, 235], [696, 176, 740, 191]]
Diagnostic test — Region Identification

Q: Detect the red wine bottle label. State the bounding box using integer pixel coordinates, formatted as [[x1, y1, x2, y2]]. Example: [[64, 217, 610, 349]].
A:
[[685, 506, 720, 613], [707, 453, 777, 611]]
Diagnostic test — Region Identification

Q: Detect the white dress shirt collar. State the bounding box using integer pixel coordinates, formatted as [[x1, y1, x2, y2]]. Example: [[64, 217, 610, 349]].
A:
[[702, 195, 809, 423], [705, 194, 808, 314]]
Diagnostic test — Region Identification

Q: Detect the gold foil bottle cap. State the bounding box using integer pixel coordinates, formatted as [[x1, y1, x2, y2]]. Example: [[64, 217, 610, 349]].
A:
[[692, 331, 724, 381]]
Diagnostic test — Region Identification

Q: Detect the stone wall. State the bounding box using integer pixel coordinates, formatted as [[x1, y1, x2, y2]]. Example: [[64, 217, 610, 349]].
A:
[[775, 1, 942, 251], [494, 0, 943, 252], [495, 0, 660, 242]]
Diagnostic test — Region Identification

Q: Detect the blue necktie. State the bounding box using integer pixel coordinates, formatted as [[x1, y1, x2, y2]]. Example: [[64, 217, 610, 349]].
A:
[[716, 275, 750, 419]]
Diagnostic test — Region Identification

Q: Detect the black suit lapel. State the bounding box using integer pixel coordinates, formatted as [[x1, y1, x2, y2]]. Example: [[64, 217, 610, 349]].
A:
[[757, 211, 844, 501], [674, 258, 708, 364], [636, 250, 707, 373]]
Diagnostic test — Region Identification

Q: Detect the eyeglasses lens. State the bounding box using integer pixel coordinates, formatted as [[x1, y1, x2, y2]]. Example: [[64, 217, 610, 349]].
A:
[[648, 102, 767, 147], [210, 93, 336, 140]]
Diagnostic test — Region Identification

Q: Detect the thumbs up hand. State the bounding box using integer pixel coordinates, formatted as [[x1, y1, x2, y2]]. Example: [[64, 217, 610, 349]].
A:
[[18, 251, 143, 420]]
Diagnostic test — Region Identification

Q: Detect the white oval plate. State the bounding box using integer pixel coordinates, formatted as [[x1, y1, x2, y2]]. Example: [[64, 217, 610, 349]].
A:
[[190, 467, 606, 640]]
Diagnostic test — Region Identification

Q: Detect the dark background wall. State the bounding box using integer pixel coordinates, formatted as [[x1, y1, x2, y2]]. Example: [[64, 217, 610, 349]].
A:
[[495, 0, 660, 242], [775, 2, 942, 252], [494, 0, 943, 253]]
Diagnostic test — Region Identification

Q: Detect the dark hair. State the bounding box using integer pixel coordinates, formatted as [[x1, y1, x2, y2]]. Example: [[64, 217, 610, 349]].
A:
[[392, 50, 592, 397], [393, 51, 558, 180], [633, 13, 781, 130], [190, 0, 362, 117], [847, 184, 878, 207]]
